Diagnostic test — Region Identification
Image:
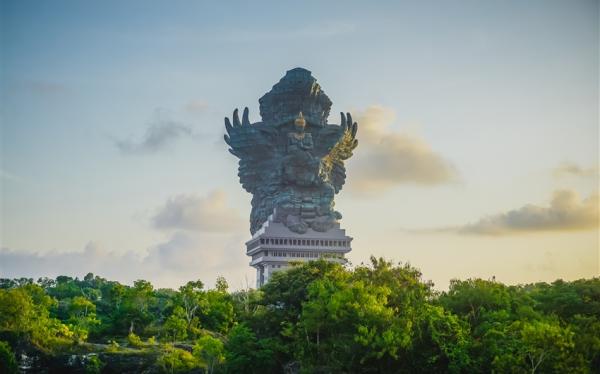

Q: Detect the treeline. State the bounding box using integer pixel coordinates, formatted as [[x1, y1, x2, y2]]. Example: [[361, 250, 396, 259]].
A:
[[0, 258, 599, 373]]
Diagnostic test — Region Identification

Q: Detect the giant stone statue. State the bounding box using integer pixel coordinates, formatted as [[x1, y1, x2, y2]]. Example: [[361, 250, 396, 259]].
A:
[[224, 68, 358, 235]]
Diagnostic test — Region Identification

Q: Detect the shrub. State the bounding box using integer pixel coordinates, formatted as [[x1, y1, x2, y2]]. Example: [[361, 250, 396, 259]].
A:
[[157, 346, 203, 373], [128, 332, 145, 348], [106, 340, 120, 352], [85, 354, 104, 374], [0, 341, 18, 374]]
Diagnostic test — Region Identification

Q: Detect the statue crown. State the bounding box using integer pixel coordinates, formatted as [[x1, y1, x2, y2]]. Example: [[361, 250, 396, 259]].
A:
[[295, 112, 306, 127]]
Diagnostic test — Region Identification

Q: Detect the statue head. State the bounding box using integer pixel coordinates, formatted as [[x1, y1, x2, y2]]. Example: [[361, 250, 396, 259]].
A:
[[259, 68, 332, 127], [294, 112, 306, 132]]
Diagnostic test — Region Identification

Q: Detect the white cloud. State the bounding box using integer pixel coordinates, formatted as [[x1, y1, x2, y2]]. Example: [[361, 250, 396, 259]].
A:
[[0, 242, 144, 284], [348, 105, 458, 193], [0, 233, 252, 290], [152, 190, 244, 233]]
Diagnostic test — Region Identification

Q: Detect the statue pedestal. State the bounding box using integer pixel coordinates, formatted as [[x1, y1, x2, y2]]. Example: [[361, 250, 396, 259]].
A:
[[246, 214, 352, 288]]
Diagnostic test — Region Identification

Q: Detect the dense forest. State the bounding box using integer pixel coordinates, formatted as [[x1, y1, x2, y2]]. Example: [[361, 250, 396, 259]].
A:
[[0, 258, 599, 373]]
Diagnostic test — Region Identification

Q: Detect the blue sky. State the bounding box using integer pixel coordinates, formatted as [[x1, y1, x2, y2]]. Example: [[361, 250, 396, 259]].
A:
[[1, 0, 598, 288]]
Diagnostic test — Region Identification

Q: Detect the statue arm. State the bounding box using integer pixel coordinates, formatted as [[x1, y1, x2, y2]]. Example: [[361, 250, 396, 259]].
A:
[[224, 107, 278, 193], [316, 112, 359, 193], [302, 133, 314, 150]]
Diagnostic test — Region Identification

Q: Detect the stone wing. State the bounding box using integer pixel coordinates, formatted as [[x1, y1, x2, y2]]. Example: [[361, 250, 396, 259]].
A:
[[315, 112, 359, 193], [223, 107, 279, 194]]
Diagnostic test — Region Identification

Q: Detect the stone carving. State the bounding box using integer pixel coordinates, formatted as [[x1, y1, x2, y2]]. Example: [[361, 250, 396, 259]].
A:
[[224, 68, 358, 234]]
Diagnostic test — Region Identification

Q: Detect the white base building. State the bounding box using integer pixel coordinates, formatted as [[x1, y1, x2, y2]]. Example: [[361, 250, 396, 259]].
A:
[[246, 215, 352, 288]]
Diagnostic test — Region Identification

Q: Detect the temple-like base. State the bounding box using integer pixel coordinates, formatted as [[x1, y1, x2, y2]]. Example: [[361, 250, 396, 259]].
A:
[[246, 215, 352, 288]]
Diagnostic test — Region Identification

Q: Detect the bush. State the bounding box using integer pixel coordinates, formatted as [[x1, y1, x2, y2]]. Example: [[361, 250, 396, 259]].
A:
[[0, 341, 18, 374], [128, 332, 145, 348], [106, 340, 120, 352], [157, 345, 203, 373], [85, 354, 104, 374]]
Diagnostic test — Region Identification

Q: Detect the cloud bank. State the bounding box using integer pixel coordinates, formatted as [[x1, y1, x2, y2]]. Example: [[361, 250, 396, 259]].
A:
[[114, 113, 193, 154], [0, 191, 250, 289], [349, 105, 457, 193], [152, 190, 244, 233], [0, 233, 251, 290], [459, 190, 599, 235]]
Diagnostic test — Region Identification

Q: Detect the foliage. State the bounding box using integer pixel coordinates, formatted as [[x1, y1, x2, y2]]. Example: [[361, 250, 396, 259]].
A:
[[193, 334, 225, 374], [85, 354, 104, 374], [0, 266, 598, 373], [157, 345, 203, 373], [201, 289, 235, 334], [0, 284, 74, 352], [163, 307, 188, 342], [224, 324, 278, 373], [0, 340, 18, 374], [106, 339, 120, 352], [127, 332, 145, 348]]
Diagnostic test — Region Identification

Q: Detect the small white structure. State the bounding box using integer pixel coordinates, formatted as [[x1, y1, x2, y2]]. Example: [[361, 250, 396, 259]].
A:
[[246, 214, 352, 288]]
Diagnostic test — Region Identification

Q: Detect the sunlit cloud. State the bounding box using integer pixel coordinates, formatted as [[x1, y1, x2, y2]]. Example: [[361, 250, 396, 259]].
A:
[[552, 162, 598, 178], [458, 190, 599, 235], [348, 105, 458, 193], [402, 190, 599, 236], [455, 190, 598, 235], [152, 190, 244, 233]]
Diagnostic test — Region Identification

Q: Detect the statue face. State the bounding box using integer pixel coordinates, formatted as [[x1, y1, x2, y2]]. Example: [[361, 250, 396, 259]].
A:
[[294, 122, 305, 132]]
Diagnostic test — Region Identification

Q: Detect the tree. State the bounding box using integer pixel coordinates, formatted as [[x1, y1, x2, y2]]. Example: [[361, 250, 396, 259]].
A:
[[158, 345, 203, 373], [528, 278, 600, 321], [439, 278, 512, 326], [353, 256, 433, 313], [0, 285, 74, 352], [108, 283, 126, 312], [193, 335, 225, 374], [0, 267, 598, 372], [224, 324, 277, 374], [163, 307, 188, 342], [259, 260, 343, 335], [570, 314, 600, 371], [201, 290, 234, 334], [36, 277, 56, 290], [215, 276, 229, 293], [177, 280, 206, 331], [67, 296, 100, 342], [0, 287, 35, 333], [297, 277, 404, 372], [485, 317, 586, 373], [121, 280, 156, 335], [407, 305, 472, 373], [516, 318, 584, 373], [230, 288, 263, 323]]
